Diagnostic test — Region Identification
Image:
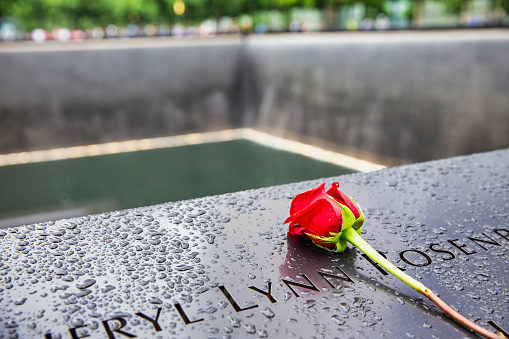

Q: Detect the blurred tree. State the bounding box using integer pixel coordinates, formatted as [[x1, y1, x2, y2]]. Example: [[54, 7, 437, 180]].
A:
[[1, 0, 506, 32], [437, 0, 508, 16], [442, 0, 466, 13], [2, 0, 165, 30], [111, 0, 160, 26], [314, 0, 386, 30], [0, 0, 13, 18], [442, 0, 470, 25], [3, 0, 56, 29], [434, 0, 508, 25], [495, 0, 509, 11]]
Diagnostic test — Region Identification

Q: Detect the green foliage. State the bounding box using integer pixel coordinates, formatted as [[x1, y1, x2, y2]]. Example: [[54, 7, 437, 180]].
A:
[[495, 0, 509, 12], [0, 0, 505, 32], [442, 0, 465, 14], [2, 0, 171, 30]]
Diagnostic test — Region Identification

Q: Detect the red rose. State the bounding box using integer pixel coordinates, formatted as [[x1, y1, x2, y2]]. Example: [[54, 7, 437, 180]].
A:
[[283, 184, 504, 339], [284, 182, 364, 252]]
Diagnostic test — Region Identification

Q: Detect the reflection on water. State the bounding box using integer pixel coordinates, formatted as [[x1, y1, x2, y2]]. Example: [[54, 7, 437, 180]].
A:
[[0, 139, 356, 227]]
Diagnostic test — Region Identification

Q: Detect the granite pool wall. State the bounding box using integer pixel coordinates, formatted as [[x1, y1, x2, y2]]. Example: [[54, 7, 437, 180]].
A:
[[1, 30, 508, 163]]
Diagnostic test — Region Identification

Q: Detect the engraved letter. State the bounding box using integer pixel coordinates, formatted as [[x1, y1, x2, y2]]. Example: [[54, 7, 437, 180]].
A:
[[447, 239, 477, 255], [218, 286, 258, 312], [102, 317, 136, 339], [399, 250, 432, 267], [174, 303, 204, 324], [429, 243, 455, 260], [468, 233, 501, 251], [362, 251, 406, 276], [281, 274, 319, 297], [69, 324, 90, 339], [249, 282, 277, 303], [494, 229, 509, 242], [488, 320, 509, 337], [317, 267, 354, 287], [361, 253, 388, 276], [135, 307, 162, 332]]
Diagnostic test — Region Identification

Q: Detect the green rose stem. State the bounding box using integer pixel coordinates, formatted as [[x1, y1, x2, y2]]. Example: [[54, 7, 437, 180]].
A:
[[341, 227, 504, 339]]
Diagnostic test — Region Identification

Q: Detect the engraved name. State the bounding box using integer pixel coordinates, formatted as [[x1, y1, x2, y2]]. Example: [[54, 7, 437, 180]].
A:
[[44, 228, 509, 338]]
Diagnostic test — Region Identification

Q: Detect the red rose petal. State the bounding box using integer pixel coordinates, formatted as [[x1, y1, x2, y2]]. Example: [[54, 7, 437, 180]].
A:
[[286, 199, 341, 238], [326, 182, 360, 218], [287, 222, 306, 236], [289, 183, 344, 221]]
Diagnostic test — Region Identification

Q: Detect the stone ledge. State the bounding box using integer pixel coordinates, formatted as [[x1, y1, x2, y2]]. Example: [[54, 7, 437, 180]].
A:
[[0, 149, 508, 338]]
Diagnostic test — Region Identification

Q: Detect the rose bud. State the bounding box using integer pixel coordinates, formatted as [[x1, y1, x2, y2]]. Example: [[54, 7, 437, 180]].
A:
[[284, 182, 364, 252]]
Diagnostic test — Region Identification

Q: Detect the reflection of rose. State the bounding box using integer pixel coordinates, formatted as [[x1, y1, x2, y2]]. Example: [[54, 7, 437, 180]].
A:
[[279, 233, 356, 280], [284, 182, 364, 252]]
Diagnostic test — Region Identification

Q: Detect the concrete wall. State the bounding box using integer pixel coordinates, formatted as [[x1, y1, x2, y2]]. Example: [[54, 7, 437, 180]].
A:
[[245, 32, 509, 162], [0, 38, 243, 153], [1, 31, 508, 163]]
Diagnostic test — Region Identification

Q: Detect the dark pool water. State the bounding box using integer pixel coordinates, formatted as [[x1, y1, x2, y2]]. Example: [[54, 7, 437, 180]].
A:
[[0, 139, 356, 226]]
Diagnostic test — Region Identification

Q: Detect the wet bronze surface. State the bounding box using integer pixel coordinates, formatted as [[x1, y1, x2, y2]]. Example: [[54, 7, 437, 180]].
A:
[[0, 149, 508, 338]]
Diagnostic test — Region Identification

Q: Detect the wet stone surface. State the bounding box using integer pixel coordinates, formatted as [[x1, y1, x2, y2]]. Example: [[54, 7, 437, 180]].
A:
[[0, 149, 508, 338]]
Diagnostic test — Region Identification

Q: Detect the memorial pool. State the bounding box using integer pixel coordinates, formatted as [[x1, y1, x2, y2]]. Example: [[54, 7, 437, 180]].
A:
[[0, 139, 356, 227]]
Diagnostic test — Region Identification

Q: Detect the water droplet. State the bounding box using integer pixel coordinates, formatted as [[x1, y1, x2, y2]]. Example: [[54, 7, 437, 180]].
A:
[[339, 302, 350, 312], [14, 298, 27, 305], [76, 279, 96, 289], [198, 307, 218, 314], [148, 297, 162, 305], [228, 316, 241, 328], [243, 323, 256, 334], [332, 315, 345, 325], [260, 307, 274, 318], [101, 285, 116, 293], [205, 234, 216, 244], [207, 327, 219, 334], [174, 264, 193, 271], [304, 299, 316, 309], [258, 329, 268, 338]]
